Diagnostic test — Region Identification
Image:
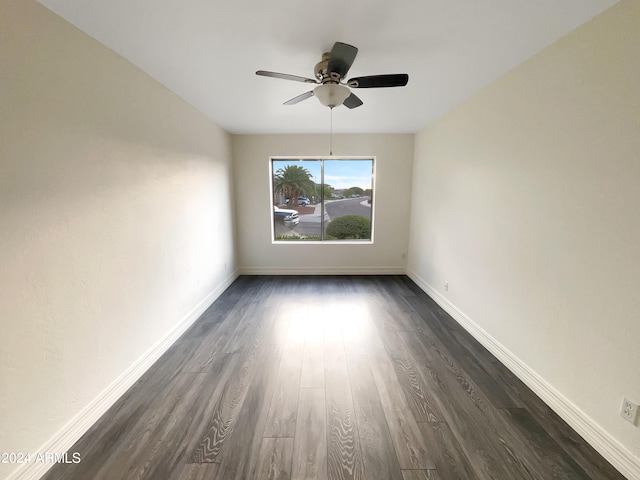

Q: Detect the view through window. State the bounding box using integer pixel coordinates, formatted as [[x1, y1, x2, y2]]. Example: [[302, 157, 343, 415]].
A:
[[271, 157, 374, 242]]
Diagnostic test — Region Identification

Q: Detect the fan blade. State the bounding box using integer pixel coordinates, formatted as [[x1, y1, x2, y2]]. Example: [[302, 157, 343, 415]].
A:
[[327, 42, 358, 78], [256, 70, 319, 84], [284, 91, 314, 105], [343, 93, 363, 109], [347, 74, 409, 88]]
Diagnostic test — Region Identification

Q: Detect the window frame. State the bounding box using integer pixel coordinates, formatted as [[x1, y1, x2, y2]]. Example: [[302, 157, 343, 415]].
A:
[[269, 156, 376, 244]]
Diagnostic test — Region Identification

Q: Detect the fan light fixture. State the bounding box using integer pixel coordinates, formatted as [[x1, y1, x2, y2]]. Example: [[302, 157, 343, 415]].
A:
[[313, 83, 350, 108]]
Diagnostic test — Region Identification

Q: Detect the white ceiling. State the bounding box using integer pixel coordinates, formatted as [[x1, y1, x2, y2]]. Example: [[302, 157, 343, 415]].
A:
[[38, 0, 618, 134]]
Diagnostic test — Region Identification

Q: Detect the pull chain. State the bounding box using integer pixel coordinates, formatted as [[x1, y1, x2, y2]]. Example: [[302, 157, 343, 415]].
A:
[[329, 107, 333, 156]]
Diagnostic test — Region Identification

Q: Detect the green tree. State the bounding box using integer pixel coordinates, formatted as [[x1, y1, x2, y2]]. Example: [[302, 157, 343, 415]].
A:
[[344, 186, 364, 197], [273, 165, 315, 207], [315, 183, 332, 201]]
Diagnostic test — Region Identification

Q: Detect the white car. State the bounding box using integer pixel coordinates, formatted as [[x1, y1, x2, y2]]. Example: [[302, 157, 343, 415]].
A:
[[285, 197, 310, 206], [273, 206, 299, 226]]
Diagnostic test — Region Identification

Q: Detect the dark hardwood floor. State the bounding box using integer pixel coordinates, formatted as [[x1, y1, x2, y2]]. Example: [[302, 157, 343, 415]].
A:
[[42, 276, 625, 480]]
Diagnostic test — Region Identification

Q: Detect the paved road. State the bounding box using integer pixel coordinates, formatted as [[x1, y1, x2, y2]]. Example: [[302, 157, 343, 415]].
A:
[[325, 198, 371, 220], [274, 217, 325, 238]]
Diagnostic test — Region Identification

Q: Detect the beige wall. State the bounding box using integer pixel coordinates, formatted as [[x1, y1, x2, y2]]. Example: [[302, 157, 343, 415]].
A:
[[232, 134, 414, 274], [408, 0, 640, 474], [0, 2, 236, 478]]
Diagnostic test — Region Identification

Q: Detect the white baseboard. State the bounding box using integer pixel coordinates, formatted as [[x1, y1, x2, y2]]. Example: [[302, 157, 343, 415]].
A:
[[407, 269, 640, 480], [7, 270, 239, 480], [239, 266, 406, 275]]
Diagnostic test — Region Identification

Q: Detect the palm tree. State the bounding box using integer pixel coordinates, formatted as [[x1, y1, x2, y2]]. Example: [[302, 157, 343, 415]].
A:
[[273, 165, 315, 207]]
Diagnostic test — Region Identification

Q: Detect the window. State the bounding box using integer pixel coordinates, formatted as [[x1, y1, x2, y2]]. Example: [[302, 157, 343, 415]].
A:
[[270, 157, 375, 242]]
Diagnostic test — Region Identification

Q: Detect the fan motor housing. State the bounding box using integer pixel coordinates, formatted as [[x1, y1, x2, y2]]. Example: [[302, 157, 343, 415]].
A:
[[314, 52, 331, 80]]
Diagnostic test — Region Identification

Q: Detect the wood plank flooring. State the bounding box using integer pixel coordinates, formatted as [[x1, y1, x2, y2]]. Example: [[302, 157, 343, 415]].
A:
[[42, 276, 626, 480]]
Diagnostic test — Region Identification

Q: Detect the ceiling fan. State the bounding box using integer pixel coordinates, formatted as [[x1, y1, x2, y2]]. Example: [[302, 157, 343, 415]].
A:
[[256, 42, 409, 109]]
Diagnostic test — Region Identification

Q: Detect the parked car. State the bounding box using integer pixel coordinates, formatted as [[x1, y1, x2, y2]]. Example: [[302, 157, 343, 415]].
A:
[[287, 197, 309, 207], [273, 206, 299, 227]]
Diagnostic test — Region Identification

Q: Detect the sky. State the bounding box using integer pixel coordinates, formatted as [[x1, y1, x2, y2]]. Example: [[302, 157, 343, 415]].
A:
[[272, 159, 373, 190]]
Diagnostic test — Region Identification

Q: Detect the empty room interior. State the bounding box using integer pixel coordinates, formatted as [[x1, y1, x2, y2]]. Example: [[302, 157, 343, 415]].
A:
[[2, 0, 639, 479]]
